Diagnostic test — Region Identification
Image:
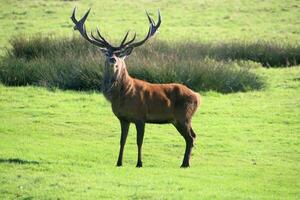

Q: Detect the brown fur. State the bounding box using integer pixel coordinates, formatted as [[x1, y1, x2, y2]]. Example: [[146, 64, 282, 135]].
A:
[[104, 56, 201, 168]]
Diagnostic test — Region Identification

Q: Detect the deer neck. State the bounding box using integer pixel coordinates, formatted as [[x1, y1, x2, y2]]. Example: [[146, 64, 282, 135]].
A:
[[102, 61, 132, 102]]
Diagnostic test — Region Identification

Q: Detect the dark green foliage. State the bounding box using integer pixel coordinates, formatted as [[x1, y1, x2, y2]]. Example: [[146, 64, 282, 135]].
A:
[[0, 36, 270, 93], [142, 41, 300, 67]]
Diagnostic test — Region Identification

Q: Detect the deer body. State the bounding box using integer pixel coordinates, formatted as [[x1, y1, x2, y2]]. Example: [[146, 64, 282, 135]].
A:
[[103, 59, 200, 124], [71, 8, 201, 167]]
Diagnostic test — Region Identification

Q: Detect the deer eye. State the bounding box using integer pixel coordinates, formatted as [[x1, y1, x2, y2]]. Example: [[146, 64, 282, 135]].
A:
[[109, 57, 116, 64]]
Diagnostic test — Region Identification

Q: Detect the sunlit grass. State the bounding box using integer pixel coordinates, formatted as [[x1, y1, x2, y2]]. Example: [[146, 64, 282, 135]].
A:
[[0, 67, 299, 199], [1, 0, 300, 53], [1, 0, 299, 199]]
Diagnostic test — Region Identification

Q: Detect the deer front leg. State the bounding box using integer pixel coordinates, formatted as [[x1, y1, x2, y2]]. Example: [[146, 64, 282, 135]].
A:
[[135, 121, 145, 168], [116, 119, 130, 167]]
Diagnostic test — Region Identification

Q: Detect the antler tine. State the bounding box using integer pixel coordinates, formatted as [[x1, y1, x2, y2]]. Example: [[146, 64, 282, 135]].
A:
[[71, 7, 91, 30], [119, 32, 137, 48], [71, 7, 78, 23], [155, 10, 161, 32], [126, 10, 161, 49], [80, 8, 91, 24], [122, 33, 137, 47], [90, 31, 107, 46], [120, 31, 130, 47], [96, 28, 114, 47], [113, 32, 137, 54], [148, 10, 161, 35], [71, 7, 112, 49], [146, 11, 155, 24], [90, 27, 114, 47]]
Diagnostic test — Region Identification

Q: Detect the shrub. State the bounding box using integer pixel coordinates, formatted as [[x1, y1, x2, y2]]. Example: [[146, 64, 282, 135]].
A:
[[141, 41, 300, 67], [0, 35, 268, 93]]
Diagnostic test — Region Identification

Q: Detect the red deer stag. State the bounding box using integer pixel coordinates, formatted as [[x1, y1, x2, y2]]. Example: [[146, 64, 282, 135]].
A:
[[71, 7, 201, 168]]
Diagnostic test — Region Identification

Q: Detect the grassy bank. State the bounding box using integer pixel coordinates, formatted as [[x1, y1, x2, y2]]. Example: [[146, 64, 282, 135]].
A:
[[0, 66, 299, 199]]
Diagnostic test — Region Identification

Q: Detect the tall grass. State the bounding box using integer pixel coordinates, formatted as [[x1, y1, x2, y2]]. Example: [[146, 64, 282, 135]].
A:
[[0, 35, 271, 93], [148, 41, 300, 67], [9, 36, 300, 67]]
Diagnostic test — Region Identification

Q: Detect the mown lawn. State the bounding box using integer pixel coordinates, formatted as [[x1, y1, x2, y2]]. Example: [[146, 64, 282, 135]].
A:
[[0, 67, 299, 199]]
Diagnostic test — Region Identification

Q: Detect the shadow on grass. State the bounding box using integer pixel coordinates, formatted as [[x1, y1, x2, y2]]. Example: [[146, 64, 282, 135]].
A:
[[0, 158, 39, 165]]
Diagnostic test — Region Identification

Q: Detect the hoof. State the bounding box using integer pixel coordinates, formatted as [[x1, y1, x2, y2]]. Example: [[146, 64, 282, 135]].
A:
[[136, 162, 143, 168], [180, 164, 190, 168], [116, 162, 122, 167]]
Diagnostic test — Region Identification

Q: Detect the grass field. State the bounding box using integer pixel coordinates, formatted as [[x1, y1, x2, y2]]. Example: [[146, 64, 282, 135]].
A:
[[1, 67, 300, 199], [1, 0, 300, 199], [1, 0, 300, 53]]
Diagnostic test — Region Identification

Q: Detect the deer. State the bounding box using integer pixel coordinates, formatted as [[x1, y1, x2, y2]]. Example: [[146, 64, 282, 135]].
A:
[[71, 7, 201, 168]]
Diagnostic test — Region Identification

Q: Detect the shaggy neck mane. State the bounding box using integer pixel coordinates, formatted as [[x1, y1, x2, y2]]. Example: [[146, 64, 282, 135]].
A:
[[102, 62, 132, 102]]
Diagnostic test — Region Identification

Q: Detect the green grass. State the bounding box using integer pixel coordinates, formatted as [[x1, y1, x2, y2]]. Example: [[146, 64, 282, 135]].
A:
[[1, 0, 299, 199], [1, 66, 299, 199], [1, 0, 300, 53]]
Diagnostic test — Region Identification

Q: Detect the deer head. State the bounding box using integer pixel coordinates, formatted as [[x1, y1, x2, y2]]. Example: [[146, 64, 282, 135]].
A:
[[71, 7, 161, 94]]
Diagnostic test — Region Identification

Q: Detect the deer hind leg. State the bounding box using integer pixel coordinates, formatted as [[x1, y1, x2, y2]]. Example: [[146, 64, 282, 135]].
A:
[[135, 121, 145, 167], [173, 121, 194, 168], [135, 121, 145, 168], [116, 119, 130, 167]]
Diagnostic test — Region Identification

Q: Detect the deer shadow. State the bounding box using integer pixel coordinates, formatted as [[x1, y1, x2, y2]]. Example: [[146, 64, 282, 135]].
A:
[[0, 158, 39, 165]]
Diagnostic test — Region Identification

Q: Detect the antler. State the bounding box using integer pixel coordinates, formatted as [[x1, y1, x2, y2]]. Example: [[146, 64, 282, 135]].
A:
[[71, 7, 115, 50], [71, 7, 161, 56]]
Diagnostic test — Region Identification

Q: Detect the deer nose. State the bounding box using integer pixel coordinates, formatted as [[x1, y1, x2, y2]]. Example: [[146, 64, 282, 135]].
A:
[[109, 57, 116, 64]]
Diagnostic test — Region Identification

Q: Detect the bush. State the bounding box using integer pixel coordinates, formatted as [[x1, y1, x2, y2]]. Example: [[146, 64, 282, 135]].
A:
[[0, 35, 268, 93], [144, 41, 300, 67]]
